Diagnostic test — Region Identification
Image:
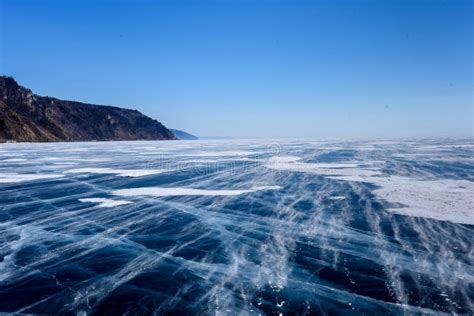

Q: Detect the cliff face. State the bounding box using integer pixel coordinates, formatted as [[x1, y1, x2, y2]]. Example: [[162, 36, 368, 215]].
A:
[[0, 76, 176, 142]]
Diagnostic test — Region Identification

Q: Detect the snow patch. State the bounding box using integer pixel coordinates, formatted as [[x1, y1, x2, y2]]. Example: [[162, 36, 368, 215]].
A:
[[2, 158, 27, 162], [79, 198, 132, 208], [112, 186, 281, 197], [0, 173, 64, 183], [64, 168, 169, 178], [371, 176, 474, 225], [267, 156, 302, 163], [265, 158, 381, 181], [328, 196, 346, 200], [178, 151, 258, 157]]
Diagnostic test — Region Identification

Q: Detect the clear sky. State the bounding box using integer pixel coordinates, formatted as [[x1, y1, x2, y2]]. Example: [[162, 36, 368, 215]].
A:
[[1, 0, 472, 138]]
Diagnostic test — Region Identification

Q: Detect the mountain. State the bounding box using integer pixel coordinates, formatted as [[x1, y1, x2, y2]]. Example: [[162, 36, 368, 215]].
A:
[[198, 136, 234, 140], [0, 76, 176, 142], [170, 129, 198, 140]]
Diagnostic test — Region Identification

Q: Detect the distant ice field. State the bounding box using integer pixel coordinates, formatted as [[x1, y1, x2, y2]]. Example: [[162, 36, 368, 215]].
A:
[[0, 139, 473, 314]]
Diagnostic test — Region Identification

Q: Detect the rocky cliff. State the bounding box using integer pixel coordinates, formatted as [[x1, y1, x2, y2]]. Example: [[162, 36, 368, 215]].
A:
[[0, 76, 176, 142]]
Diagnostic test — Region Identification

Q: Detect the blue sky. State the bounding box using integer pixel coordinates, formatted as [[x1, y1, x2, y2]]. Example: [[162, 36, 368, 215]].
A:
[[1, 0, 472, 138]]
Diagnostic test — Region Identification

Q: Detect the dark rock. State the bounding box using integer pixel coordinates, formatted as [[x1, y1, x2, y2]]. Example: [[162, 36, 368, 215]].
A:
[[0, 76, 176, 142]]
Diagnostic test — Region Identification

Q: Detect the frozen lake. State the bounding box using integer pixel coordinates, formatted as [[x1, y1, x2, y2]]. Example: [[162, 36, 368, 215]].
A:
[[0, 139, 473, 314]]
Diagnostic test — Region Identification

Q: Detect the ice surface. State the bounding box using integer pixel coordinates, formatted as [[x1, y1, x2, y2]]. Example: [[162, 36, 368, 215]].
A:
[[264, 154, 473, 223], [0, 139, 473, 315]]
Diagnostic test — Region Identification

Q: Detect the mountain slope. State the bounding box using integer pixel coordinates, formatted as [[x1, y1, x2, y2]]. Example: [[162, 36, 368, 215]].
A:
[[170, 129, 198, 140], [0, 76, 176, 142]]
